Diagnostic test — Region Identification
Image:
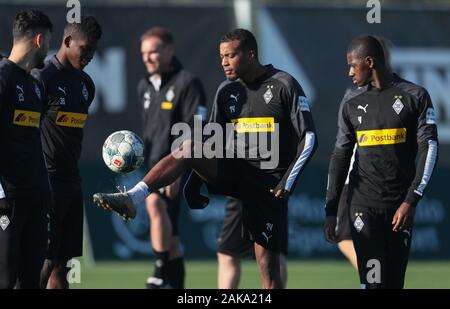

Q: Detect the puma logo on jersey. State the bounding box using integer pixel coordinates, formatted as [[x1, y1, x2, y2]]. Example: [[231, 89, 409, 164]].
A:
[[403, 229, 411, 247], [16, 85, 25, 102], [58, 86, 67, 96], [229, 93, 240, 103], [16, 85, 24, 94], [262, 232, 272, 243], [358, 104, 368, 113]]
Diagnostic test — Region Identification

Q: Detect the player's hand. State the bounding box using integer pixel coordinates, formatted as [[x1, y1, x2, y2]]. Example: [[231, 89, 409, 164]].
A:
[[270, 188, 289, 199], [165, 177, 181, 199], [324, 216, 338, 243], [392, 202, 415, 232]]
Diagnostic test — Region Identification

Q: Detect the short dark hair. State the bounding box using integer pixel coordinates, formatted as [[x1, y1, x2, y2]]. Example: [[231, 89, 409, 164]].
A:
[[141, 27, 174, 45], [347, 35, 386, 65], [220, 28, 258, 58], [64, 16, 102, 41], [12, 10, 53, 41]]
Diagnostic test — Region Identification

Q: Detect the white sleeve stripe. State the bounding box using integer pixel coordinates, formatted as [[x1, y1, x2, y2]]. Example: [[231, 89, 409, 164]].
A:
[[285, 131, 315, 191], [414, 140, 438, 196], [344, 145, 357, 185], [0, 182, 5, 199]]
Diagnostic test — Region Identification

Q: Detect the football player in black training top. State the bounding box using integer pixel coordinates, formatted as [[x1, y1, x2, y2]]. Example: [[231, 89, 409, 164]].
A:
[[325, 36, 438, 289], [33, 16, 102, 289], [93, 29, 317, 289], [0, 10, 52, 289]]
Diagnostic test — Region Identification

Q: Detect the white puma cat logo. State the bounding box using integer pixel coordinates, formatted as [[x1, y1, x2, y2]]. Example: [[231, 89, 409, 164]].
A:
[[230, 93, 240, 102], [262, 232, 272, 243], [403, 229, 411, 246], [16, 85, 24, 94], [58, 86, 67, 96], [358, 104, 368, 113]]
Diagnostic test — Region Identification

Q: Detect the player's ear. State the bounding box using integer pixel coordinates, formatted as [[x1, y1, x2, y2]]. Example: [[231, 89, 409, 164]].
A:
[[365, 56, 375, 69], [34, 32, 44, 48], [63, 35, 72, 48]]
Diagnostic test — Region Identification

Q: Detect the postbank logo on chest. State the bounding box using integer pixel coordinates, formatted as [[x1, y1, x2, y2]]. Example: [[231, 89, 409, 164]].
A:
[[357, 128, 406, 146], [13, 109, 41, 128]]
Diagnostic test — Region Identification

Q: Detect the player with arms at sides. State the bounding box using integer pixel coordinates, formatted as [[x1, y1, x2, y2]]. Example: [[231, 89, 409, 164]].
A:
[[137, 27, 206, 289], [32, 16, 102, 289], [0, 10, 52, 289], [333, 36, 394, 272], [324, 36, 438, 288]]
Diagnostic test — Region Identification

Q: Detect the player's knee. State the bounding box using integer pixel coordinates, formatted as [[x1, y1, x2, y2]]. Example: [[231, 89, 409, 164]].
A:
[[218, 253, 239, 267], [146, 194, 166, 218]]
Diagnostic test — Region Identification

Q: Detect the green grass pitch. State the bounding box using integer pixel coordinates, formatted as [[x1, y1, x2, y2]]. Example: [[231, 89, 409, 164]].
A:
[[70, 259, 450, 289]]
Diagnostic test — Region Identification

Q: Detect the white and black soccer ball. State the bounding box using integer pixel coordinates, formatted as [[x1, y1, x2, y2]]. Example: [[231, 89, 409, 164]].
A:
[[102, 130, 144, 173]]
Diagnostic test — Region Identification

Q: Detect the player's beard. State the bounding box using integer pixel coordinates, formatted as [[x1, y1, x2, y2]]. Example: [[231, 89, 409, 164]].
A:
[[225, 72, 239, 81]]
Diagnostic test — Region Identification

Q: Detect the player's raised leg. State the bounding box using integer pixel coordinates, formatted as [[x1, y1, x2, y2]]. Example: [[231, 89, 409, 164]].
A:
[[93, 140, 218, 219]]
